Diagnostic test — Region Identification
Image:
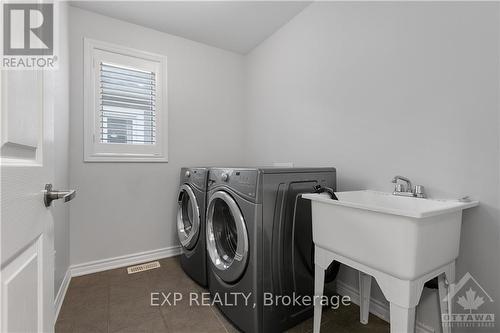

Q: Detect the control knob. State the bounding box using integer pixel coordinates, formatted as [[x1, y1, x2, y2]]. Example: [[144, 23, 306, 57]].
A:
[[221, 173, 229, 182]]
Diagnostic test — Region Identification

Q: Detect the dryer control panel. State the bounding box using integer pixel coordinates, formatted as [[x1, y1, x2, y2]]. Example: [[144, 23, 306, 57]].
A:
[[181, 167, 208, 191], [208, 168, 258, 199]]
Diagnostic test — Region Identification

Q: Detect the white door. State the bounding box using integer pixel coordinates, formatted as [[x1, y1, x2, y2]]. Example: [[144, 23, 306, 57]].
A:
[[0, 67, 56, 331]]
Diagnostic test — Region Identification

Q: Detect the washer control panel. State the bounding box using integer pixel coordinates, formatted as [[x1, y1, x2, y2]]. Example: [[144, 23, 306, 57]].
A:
[[209, 169, 258, 198]]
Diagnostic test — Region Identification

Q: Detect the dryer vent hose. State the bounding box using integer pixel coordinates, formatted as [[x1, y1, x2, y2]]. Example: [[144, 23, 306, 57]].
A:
[[312, 185, 338, 200]]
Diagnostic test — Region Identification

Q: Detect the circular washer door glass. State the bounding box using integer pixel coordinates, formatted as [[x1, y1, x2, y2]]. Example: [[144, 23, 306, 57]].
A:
[[206, 191, 248, 283], [177, 185, 200, 250], [212, 198, 238, 266]]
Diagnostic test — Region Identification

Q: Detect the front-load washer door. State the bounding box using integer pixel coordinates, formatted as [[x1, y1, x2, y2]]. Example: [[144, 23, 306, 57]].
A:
[[177, 184, 201, 250], [206, 191, 249, 283]]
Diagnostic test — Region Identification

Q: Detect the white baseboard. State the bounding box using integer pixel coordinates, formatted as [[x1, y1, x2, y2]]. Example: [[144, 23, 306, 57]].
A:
[[336, 279, 435, 333], [70, 245, 182, 277], [54, 268, 71, 319], [54, 245, 181, 321]]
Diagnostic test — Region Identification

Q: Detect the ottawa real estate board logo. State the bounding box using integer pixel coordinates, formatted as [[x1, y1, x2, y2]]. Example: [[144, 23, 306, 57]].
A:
[[442, 272, 495, 329], [2, 2, 57, 69]]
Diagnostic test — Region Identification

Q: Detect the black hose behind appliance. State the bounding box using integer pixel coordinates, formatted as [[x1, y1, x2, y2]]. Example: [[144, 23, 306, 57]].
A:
[[294, 187, 340, 284], [312, 184, 338, 200], [311, 185, 340, 281]]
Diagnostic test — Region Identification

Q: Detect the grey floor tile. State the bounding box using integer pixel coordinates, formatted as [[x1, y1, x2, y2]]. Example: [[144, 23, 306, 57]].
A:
[[321, 304, 389, 333], [160, 299, 226, 333], [70, 271, 109, 289], [55, 318, 73, 333], [55, 256, 390, 333], [108, 293, 159, 332], [71, 322, 108, 333], [112, 313, 169, 333]]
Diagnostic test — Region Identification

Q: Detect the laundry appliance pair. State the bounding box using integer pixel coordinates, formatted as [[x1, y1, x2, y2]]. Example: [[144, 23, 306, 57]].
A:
[[177, 167, 340, 332]]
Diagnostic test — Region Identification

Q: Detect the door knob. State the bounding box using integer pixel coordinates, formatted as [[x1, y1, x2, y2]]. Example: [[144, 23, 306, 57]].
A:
[[44, 184, 76, 207]]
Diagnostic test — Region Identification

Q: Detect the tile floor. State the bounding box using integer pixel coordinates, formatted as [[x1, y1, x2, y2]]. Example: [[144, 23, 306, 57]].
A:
[[56, 256, 389, 333]]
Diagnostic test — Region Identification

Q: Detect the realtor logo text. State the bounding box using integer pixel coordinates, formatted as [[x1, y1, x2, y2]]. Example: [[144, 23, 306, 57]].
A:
[[2, 2, 57, 69]]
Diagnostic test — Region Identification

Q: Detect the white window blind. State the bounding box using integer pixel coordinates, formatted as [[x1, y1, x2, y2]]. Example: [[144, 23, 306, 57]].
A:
[[84, 39, 167, 162], [99, 63, 156, 145]]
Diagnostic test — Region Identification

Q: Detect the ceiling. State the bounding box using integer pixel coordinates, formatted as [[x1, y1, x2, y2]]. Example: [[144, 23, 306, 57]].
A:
[[70, 1, 311, 54]]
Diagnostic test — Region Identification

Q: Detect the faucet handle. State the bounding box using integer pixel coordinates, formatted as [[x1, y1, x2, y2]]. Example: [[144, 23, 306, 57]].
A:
[[413, 185, 426, 198]]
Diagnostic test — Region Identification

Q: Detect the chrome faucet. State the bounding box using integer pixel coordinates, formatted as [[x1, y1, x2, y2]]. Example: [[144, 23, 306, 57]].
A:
[[391, 175, 426, 198]]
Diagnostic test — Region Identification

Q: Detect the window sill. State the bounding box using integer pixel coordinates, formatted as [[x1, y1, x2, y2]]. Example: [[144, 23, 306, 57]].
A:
[[84, 154, 168, 163]]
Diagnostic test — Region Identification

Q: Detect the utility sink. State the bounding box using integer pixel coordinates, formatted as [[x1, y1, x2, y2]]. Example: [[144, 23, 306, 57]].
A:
[[303, 190, 478, 280]]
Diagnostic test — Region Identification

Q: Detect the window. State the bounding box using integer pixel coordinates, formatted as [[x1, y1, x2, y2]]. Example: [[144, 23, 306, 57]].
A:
[[84, 39, 167, 162]]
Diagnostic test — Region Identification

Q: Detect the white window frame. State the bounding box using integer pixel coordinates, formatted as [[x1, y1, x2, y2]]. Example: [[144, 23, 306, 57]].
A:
[[84, 38, 168, 162]]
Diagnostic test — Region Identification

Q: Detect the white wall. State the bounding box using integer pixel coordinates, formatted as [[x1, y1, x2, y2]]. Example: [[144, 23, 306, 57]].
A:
[[244, 2, 500, 330], [68, 6, 245, 265], [53, 2, 70, 296]]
